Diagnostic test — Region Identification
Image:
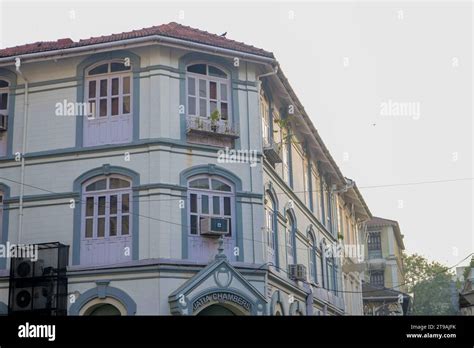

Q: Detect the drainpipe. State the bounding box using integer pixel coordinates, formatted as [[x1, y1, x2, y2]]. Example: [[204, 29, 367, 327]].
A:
[[15, 57, 28, 243]]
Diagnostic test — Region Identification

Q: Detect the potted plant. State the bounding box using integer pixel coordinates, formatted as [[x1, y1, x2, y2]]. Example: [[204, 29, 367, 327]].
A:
[[210, 110, 220, 132]]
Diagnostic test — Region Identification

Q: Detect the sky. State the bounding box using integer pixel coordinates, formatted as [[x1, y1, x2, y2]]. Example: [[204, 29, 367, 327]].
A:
[[0, 0, 472, 267]]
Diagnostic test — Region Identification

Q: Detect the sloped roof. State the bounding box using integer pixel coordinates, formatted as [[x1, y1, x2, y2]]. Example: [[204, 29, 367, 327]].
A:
[[0, 22, 274, 59], [367, 216, 405, 249]]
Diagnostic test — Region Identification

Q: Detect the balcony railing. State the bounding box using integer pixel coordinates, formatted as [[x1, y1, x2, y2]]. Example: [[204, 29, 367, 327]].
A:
[[186, 115, 239, 138], [368, 249, 383, 259], [263, 140, 282, 165]]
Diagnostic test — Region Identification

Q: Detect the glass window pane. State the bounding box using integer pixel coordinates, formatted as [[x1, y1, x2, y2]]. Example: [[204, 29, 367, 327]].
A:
[[98, 218, 105, 237], [89, 64, 108, 75], [123, 76, 130, 94], [187, 77, 195, 95], [110, 217, 117, 236], [199, 98, 207, 117], [86, 197, 94, 216], [98, 196, 106, 215], [122, 216, 129, 235], [187, 64, 206, 75], [123, 96, 130, 114], [88, 81, 96, 99], [0, 93, 7, 109], [210, 82, 217, 100], [111, 62, 130, 72], [0, 80, 8, 88], [111, 78, 119, 95], [111, 98, 119, 116], [221, 103, 228, 120], [190, 215, 198, 235], [224, 197, 231, 216], [227, 218, 232, 236], [100, 99, 107, 117], [201, 195, 209, 214], [210, 101, 217, 115], [88, 100, 96, 118], [213, 196, 220, 215], [110, 195, 117, 214], [220, 84, 227, 101], [85, 219, 93, 238], [189, 178, 209, 189], [209, 66, 227, 78], [100, 79, 107, 97], [211, 179, 231, 191], [188, 96, 196, 115], [86, 179, 107, 192], [110, 178, 130, 189], [122, 194, 129, 213], [190, 194, 197, 213], [199, 79, 206, 98]]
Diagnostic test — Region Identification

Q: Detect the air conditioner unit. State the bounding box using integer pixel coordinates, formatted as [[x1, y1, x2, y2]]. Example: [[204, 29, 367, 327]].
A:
[[13, 258, 45, 278], [288, 264, 307, 281], [0, 114, 7, 131], [32, 285, 53, 310], [13, 288, 33, 311], [200, 217, 229, 237]]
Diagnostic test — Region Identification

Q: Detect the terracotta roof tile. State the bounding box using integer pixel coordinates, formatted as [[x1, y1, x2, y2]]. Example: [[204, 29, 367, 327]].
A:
[[0, 22, 274, 59]]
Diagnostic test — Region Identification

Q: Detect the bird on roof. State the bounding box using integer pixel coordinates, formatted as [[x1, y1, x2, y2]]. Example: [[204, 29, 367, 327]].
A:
[[220, 32, 227, 37]]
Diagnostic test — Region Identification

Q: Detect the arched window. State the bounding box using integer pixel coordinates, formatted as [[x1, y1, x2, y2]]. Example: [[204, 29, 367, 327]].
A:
[[186, 63, 230, 121], [320, 240, 327, 288], [286, 213, 296, 265], [265, 193, 277, 265], [81, 175, 132, 265], [84, 61, 132, 146], [308, 231, 317, 283]]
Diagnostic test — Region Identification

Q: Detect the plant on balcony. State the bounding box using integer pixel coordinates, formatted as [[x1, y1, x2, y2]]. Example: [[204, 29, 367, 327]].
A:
[[337, 233, 344, 241], [210, 110, 220, 132]]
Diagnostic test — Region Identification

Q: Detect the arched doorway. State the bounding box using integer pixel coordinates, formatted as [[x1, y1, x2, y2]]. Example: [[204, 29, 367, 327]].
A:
[[196, 304, 236, 316]]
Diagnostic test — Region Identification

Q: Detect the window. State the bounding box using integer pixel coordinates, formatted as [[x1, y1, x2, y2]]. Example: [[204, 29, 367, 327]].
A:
[[308, 232, 317, 283], [84, 61, 133, 146], [282, 132, 291, 186], [0, 79, 9, 156], [370, 271, 385, 287], [368, 231, 382, 259], [286, 213, 296, 266], [265, 194, 277, 265], [80, 175, 132, 266], [318, 242, 325, 287], [186, 64, 230, 120], [303, 156, 310, 207], [260, 90, 270, 145], [188, 176, 234, 236], [311, 167, 321, 220]]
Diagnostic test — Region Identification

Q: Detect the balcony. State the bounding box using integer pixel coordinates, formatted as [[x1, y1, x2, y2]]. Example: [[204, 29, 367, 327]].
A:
[[263, 140, 282, 165], [186, 115, 239, 147]]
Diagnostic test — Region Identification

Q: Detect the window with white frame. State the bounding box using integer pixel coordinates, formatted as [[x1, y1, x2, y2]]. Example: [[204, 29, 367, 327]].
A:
[[82, 176, 132, 240], [282, 130, 291, 185], [186, 63, 230, 121], [0, 79, 8, 115], [311, 167, 320, 220], [303, 155, 310, 206], [0, 79, 9, 156], [260, 89, 270, 145], [188, 176, 234, 237], [286, 213, 295, 266], [308, 231, 317, 283], [265, 194, 277, 264], [84, 61, 132, 146]]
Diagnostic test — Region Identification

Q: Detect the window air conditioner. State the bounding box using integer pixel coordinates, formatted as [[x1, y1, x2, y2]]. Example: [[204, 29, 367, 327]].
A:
[[200, 217, 229, 237], [288, 264, 307, 281]]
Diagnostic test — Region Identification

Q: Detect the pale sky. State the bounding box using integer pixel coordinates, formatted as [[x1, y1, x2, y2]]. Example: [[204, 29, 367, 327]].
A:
[[0, 0, 472, 267]]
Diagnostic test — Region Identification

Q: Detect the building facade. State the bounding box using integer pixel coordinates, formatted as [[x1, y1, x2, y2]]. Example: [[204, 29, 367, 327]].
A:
[[0, 22, 370, 316], [362, 216, 410, 315]]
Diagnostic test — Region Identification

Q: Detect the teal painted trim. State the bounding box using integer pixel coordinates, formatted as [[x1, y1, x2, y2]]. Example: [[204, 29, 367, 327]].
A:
[[75, 50, 141, 148], [236, 192, 262, 199], [5, 191, 77, 204], [0, 68, 17, 159], [0, 183, 10, 269], [179, 164, 243, 261], [72, 164, 140, 265], [178, 52, 241, 149], [0, 137, 262, 163], [69, 284, 136, 315], [15, 84, 79, 96], [141, 64, 181, 74], [270, 290, 288, 315], [137, 183, 186, 192]]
